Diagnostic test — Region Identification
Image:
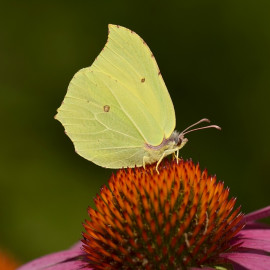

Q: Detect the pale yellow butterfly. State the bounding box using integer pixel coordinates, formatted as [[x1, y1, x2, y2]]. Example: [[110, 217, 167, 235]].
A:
[[55, 24, 220, 171]]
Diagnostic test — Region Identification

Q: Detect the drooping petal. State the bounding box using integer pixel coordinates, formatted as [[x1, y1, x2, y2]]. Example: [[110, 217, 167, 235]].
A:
[[232, 238, 270, 252], [220, 252, 270, 270], [244, 206, 270, 223], [22, 260, 87, 270], [243, 222, 270, 230], [237, 229, 270, 241], [231, 263, 249, 270], [17, 245, 88, 270], [189, 267, 216, 270]]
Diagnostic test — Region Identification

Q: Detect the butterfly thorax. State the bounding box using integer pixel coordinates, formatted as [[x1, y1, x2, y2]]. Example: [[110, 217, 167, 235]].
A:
[[143, 131, 188, 166]]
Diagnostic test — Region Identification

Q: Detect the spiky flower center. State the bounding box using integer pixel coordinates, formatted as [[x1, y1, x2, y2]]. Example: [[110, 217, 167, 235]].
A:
[[82, 160, 244, 269]]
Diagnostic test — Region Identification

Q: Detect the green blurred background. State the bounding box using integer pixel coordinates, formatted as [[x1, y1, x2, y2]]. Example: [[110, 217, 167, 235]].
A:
[[1, 0, 270, 264]]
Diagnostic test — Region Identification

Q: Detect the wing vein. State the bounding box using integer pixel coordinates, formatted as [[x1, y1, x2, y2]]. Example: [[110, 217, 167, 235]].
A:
[[106, 148, 143, 167], [92, 114, 142, 142], [76, 146, 141, 150], [95, 74, 148, 142], [93, 67, 160, 129], [99, 37, 142, 79]]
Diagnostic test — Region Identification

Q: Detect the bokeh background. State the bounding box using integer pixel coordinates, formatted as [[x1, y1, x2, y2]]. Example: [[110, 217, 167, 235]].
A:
[[1, 0, 270, 265]]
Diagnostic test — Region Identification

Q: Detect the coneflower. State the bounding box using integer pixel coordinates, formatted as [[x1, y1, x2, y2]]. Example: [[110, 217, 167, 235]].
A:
[[18, 159, 270, 270]]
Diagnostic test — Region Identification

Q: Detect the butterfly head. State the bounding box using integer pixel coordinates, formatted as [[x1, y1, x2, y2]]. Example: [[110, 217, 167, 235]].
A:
[[178, 133, 189, 148], [175, 118, 221, 148], [169, 131, 188, 149]]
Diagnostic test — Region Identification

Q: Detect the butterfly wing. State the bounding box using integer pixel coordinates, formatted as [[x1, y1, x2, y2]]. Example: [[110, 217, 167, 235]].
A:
[[55, 24, 176, 168]]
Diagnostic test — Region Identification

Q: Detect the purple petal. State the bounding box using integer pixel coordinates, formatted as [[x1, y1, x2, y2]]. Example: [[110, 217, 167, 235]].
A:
[[244, 206, 270, 223], [220, 252, 270, 270], [232, 263, 250, 270], [232, 238, 270, 252], [237, 229, 270, 240], [244, 222, 270, 230], [188, 267, 215, 270], [17, 244, 89, 270]]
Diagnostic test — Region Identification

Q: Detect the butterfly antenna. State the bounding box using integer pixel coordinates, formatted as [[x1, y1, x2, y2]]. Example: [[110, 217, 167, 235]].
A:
[[181, 118, 211, 134], [182, 125, 221, 136], [180, 118, 221, 136]]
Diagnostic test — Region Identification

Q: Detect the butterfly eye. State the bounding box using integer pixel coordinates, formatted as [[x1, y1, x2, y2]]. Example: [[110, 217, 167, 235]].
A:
[[178, 136, 183, 146]]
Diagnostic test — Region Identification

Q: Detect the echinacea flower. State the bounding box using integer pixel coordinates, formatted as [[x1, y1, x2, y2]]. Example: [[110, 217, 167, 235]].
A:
[[18, 160, 270, 270]]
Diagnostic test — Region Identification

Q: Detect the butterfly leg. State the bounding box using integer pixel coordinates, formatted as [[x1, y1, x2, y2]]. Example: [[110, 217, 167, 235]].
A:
[[143, 156, 146, 169], [156, 149, 178, 173], [172, 150, 180, 163], [156, 151, 167, 173], [143, 156, 150, 169]]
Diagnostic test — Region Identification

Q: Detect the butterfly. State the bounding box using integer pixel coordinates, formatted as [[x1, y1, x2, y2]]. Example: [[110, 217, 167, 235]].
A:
[[55, 24, 220, 172]]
